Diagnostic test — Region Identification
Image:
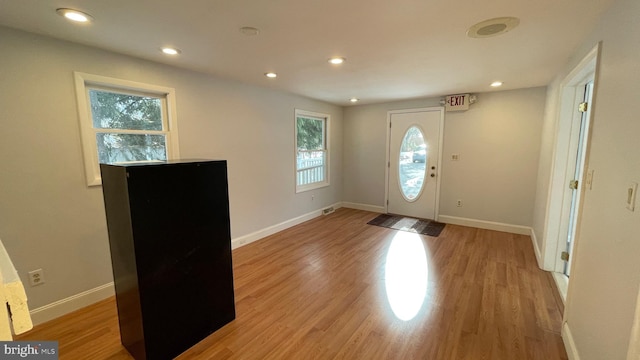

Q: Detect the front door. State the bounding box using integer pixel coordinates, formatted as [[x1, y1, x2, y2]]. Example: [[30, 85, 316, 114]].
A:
[[387, 109, 443, 220]]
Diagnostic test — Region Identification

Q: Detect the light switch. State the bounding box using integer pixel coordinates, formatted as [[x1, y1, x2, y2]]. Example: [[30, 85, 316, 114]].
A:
[[627, 182, 638, 212]]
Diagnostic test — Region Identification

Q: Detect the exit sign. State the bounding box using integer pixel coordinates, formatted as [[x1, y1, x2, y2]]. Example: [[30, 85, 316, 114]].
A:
[[445, 94, 470, 112]]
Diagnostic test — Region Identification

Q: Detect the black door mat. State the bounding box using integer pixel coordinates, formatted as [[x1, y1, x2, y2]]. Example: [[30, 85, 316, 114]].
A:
[[367, 214, 446, 237]]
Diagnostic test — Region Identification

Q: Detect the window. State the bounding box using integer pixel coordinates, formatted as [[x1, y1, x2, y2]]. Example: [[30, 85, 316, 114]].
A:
[[74, 73, 180, 186], [295, 109, 329, 192], [399, 126, 427, 201]]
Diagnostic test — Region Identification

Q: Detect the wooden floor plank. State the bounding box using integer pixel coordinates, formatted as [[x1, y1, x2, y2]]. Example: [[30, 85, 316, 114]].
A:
[[17, 208, 567, 359]]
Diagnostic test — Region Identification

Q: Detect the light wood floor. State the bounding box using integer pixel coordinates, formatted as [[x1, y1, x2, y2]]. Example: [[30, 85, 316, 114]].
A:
[[17, 208, 567, 359]]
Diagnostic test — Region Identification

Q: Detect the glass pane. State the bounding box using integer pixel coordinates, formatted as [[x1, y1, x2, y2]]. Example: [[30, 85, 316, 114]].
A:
[[399, 126, 427, 201], [96, 133, 167, 164], [89, 89, 163, 131], [297, 150, 325, 185], [296, 117, 324, 151]]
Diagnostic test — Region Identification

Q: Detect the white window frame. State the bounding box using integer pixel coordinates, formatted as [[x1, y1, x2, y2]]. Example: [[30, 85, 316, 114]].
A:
[[74, 72, 180, 186], [295, 109, 330, 193]]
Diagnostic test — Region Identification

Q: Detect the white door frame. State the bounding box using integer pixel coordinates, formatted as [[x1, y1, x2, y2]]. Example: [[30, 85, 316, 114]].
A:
[[385, 107, 445, 220], [541, 43, 600, 297]]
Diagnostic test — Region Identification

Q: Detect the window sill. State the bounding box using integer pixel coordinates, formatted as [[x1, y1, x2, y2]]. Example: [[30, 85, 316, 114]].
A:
[[296, 181, 329, 193]]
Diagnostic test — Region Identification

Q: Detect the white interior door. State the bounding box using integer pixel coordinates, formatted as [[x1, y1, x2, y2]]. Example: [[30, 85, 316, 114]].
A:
[[387, 109, 442, 220], [562, 81, 593, 276]]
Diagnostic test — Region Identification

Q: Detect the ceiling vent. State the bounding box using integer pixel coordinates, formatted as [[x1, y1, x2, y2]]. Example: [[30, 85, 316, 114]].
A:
[[467, 17, 520, 38]]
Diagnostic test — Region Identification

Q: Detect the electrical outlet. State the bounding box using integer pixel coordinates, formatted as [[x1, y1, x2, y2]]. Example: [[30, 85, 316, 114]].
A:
[[457, 199, 463, 207], [28, 269, 45, 287], [451, 154, 460, 161]]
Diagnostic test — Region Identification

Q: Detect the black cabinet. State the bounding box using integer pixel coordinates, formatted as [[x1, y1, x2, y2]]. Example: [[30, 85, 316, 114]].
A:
[[100, 160, 235, 360]]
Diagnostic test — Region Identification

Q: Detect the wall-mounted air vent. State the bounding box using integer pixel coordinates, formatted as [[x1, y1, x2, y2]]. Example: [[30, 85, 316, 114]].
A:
[[322, 207, 335, 215]]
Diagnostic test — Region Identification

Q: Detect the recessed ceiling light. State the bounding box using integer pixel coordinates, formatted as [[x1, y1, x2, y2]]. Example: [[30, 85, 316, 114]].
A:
[[467, 17, 519, 38], [240, 27, 260, 36], [161, 47, 181, 55], [265, 72, 277, 78], [491, 81, 503, 87], [328, 57, 346, 65], [56, 8, 94, 23], [350, 98, 359, 103]]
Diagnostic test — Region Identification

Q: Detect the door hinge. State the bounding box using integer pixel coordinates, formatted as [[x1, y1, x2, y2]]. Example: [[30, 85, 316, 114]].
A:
[[561, 251, 570, 261], [579, 102, 588, 113], [569, 180, 579, 190], [389, 122, 392, 128], [386, 199, 389, 205], [388, 161, 390, 168]]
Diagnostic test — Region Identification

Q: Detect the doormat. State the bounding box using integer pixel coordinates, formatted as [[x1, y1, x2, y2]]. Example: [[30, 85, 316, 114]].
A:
[[367, 214, 446, 237]]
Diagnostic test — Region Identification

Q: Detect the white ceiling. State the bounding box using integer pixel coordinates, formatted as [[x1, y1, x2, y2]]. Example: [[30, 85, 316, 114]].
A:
[[0, 0, 614, 105]]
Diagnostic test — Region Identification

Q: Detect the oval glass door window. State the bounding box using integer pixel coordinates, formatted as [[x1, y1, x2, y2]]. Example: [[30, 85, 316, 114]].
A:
[[399, 126, 427, 201]]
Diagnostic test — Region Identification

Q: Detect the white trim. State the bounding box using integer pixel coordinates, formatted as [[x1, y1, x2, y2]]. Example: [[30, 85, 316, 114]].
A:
[[341, 202, 385, 213], [530, 228, 544, 268], [74, 72, 180, 187], [552, 271, 568, 303], [562, 321, 580, 360], [438, 215, 531, 235], [231, 202, 343, 250], [434, 108, 445, 221], [541, 43, 599, 272], [29, 282, 115, 326], [530, 228, 569, 305], [24, 206, 551, 329]]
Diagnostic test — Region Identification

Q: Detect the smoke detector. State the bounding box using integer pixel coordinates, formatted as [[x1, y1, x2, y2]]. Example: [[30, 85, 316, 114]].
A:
[[467, 17, 520, 38]]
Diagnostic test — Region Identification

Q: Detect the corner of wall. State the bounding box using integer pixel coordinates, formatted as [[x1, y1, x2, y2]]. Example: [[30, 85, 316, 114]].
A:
[[530, 227, 544, 269], [341, 202, 385, 213]]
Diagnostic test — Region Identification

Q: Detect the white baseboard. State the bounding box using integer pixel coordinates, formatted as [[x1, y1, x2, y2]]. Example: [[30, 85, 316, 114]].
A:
[[562, 321, 580, 360], [341, 202, 385, 213], [438, 215, 532, 235], [28, 203, 345, 325], [30, 282, 115, 326], [530, 228, 544, 269], [552, 272, 568, 304], [231, 202, 343, 250]]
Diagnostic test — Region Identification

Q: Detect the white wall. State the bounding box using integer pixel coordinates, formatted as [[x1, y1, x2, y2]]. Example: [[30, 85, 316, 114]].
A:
[[533, 0, 640, 357], [343, 88, 546, 227], [0, 27, 343, 311], [532, 78, 561, 261], [439, 88, 546, 226]]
